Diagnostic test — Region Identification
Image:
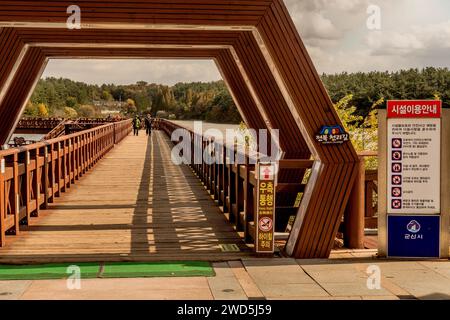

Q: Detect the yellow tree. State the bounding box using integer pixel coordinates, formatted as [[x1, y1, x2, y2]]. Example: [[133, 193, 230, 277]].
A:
[[64, 107, 78, 118], [37, 103, 48, 117], [126, 98, 135, 107], [333, 95, 383, 169], [333, 94, 362, 133]]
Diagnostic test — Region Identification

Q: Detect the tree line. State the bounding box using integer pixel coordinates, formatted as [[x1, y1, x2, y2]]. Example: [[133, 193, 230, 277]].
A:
[[25, 78, 242, 123], [25, 67, 449, 126], [321, 67, 449, 119]]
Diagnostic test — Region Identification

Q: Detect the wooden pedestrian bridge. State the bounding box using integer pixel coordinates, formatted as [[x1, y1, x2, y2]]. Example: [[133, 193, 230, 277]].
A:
[[0, 0, 381, 262], [0, 118, 378, 263]]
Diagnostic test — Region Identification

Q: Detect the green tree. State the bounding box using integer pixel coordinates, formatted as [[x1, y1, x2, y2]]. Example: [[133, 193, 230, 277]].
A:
[[66, 96, 77, 109], [24, 101, 38, 117], [101, 90, 113, 101]]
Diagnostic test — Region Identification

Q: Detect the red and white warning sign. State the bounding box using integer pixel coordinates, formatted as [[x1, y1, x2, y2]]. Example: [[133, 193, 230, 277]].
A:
[[387, 100, 441, 214]]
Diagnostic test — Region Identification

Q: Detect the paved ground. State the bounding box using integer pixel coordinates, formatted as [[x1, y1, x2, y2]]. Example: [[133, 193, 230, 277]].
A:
[[1, 256, 450, 300]]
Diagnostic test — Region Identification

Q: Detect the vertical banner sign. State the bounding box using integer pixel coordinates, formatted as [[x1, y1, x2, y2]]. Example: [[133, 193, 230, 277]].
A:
[[387, 100, 442, 258], [256, 162, 276, 253]]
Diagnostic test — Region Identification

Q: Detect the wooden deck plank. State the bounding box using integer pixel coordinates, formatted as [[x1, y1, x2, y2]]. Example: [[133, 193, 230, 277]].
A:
[[0, 131, 252, 264]]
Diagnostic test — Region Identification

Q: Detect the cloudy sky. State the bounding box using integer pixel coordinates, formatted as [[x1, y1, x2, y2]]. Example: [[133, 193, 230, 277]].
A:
[[42, 0, 450, 85]]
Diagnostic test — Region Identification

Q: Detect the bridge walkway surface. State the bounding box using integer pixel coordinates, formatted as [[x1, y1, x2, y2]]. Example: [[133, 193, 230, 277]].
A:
[[0, 131, 252, 263]]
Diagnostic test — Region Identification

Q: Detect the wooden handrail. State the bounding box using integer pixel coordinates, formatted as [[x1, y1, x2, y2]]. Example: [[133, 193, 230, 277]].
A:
[[157, 119, 313, 251], [0, 119, 132, 246]]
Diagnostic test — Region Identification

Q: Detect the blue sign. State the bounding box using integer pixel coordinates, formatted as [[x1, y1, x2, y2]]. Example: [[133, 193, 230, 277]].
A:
[[388, 215, 440, 258]]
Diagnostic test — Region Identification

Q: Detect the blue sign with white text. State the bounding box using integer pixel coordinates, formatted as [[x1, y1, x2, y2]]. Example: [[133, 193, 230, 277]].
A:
[[388, 215, 440, 258]]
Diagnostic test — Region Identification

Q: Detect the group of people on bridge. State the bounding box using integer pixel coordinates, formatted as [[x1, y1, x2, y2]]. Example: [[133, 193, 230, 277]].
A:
[[132, 114, 153, 136]]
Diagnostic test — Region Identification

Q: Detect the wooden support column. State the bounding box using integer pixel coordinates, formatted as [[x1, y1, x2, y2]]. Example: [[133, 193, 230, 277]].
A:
[[344, 157, 365, 249], [0, 46, 46, 146]]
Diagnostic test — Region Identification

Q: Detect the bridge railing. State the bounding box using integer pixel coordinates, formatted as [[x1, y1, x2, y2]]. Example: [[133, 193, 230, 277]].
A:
[[158, 119, 313, 251], [0, 119, 132, 246]]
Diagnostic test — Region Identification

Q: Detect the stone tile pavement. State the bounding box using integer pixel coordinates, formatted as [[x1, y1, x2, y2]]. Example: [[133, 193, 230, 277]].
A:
[[1, 257, 450, 300]]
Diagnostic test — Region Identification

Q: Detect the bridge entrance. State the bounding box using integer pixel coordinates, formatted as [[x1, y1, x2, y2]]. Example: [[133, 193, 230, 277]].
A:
[[0, 0, 358, 259]]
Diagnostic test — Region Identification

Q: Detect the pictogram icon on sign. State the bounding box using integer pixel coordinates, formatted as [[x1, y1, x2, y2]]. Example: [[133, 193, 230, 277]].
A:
[[392, 151, 402, 161], [392, 163, 402, 173], [392, 199, 402, 209], [258, 217, 273, 232], [392, 187, 402, 198], [263, 167, 271, 179], [259, 164, 275, 181], [392, 175, 402, 185], [392, 138, 402, 149]]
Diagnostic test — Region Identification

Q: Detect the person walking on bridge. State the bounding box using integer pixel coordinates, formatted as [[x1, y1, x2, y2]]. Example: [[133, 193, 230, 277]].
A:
[[144, 114, 152, 136], [132, 115, 141, 136]]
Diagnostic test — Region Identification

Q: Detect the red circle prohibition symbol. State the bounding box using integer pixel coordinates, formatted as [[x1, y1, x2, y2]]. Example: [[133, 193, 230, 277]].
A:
[[259, 217, 273, 232]]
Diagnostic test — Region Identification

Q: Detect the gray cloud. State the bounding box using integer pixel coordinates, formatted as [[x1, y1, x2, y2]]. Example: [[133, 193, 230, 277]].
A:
[[41, 0, 450, 84], [286, 0, 450, 73]]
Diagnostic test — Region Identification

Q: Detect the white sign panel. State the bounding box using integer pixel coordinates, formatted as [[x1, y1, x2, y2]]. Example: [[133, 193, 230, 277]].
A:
[[258, 163, 275, 181], [387, 100, 441, 214]]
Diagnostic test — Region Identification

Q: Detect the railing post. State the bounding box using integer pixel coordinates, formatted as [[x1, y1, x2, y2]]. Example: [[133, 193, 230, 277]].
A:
[[24, 151, 31, 224], [48, 143, 55, 203], [223, 145, 229, 213], [217, 144, 224, 206], [243, 154, 251, 238], [344, 156, 365, 249], [228, 143, 237, 223], [191, 132, 194, 169], [67, 139, 72, 188], [12, 153, 20, 235], [0, 157, 5, 246], [113, 122, 117, 145], [33, 150, 40, 216], [56, 142, 63, 195], [43, 146, 49, 208]]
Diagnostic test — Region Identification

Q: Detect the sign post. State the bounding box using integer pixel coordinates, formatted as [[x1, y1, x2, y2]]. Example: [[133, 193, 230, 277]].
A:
[[380, 100, 447, 258], [255, 162, 276, 254]]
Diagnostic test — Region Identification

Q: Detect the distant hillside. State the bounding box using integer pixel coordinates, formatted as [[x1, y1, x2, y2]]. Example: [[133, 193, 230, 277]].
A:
[[321, 67, 450, 117], [25, 67, 450, 123], [26, 78, 242, 123]]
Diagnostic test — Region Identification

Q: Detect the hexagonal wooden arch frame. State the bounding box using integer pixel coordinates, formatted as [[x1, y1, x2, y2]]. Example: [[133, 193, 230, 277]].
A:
[[0, 0, 358, 258]]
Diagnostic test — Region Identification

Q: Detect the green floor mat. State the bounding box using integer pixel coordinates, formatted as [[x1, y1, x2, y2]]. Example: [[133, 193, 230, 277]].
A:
[[101, 261, 215, 278], [0, 263, 100, 280]]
